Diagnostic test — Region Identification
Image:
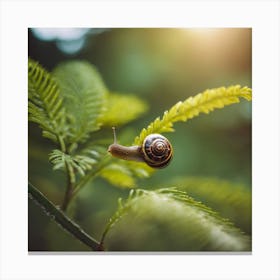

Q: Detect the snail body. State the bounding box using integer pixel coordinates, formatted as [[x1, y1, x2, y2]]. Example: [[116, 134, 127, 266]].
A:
[[108, 128, 173, 168]]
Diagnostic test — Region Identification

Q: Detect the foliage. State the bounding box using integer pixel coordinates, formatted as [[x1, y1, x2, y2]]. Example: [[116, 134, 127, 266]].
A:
[[167, 177, 252, 235], [28, 58, 252, 251], [98, 92, 148, 126], [28, 59, 150, 187], [99, 160, 155, 188], [28, 59, 67, 150], [49, 149, 97, 183], [134, 85, 252, 145], [102, 188, 251, 251], [52, 61, 107, 147]]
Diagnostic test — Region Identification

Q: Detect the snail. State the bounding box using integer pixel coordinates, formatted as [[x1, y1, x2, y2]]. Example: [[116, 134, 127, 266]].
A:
[[107, 127, 173, 168]]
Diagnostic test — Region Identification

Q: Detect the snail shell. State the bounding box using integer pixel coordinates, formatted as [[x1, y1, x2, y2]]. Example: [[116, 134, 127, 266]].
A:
[[108, 128, 173, 169], [141, 134, 173, 168]]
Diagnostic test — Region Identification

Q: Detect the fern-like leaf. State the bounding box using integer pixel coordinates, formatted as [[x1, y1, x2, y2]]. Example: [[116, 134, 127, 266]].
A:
[[134, 85, 252, 145], [53, 61, 107, 145], [100, 189, 145, 244], [28, 59, 67, 149], [49, 149, 97, 183], [168, 176, 252, 234], [102, 188, 251, 251]]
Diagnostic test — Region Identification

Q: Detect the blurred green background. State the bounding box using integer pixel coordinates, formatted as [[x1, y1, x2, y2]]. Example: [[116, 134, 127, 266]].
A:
[[28, 28, 251, 251]]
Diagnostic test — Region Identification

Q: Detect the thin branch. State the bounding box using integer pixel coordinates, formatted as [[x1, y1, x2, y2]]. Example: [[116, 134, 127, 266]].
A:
[[72, 154, 111, 198], [28, 182, 102, 251], [61, 161, 75, 212], [61, 182, 73, 212], [59, 154, 110, 214]]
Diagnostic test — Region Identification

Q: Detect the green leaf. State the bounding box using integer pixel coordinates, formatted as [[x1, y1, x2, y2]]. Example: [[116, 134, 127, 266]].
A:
[[53, 60, 107, 145], [168, 177, 252, 235], [102, 188, 251, 251], [28, 59, 67, 149], [124, 161, 155, 179], [98, 158, 154, 188], [49, 149, 97, 183], [98, 92, 148, 126], [99, 163, 136, 188], [134, 85, 252, 145]]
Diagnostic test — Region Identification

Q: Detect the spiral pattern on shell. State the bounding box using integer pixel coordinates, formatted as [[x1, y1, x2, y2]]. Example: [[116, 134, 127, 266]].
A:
[[142, 134, 173, 168]]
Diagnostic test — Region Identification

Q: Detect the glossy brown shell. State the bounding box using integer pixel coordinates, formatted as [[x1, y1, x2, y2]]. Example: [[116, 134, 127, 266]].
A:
[[141, 134, 173, 168]]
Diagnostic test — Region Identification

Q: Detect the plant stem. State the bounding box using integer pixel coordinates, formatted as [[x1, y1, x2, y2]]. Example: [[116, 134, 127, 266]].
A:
[[28, 182, 102, 251], [57, 134, 73, 211], [58, 135, 66, 153], [61, 161, 75, 212], [70, 155, 111, 204], [61, 154, 110, 213], [61, 181, 73, 212]]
